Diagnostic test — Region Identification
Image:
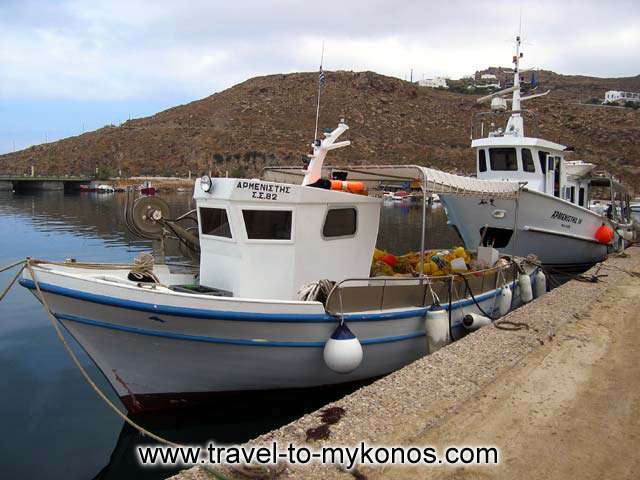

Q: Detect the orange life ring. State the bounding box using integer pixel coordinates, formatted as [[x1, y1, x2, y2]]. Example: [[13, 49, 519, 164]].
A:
[[330, 180, 365, 193]]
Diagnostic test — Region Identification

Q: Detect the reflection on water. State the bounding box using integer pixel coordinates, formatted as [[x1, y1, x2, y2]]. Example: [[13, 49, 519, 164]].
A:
[[0, 191, 459, 479]]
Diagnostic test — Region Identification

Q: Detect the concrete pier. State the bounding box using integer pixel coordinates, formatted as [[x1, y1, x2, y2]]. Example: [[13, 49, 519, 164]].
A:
[[173, 249, 640, 480]]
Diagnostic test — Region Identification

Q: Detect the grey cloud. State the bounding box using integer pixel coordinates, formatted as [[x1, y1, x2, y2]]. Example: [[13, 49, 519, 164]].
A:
[[0, 0, 638, 101]]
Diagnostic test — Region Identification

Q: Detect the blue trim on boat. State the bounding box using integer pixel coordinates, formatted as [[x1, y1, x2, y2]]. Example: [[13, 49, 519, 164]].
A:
[[55, 313, 426, 347], [20, 278, 512, 323]]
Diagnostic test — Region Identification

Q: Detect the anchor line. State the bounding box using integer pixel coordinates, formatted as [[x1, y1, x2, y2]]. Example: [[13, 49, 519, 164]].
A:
[[0, 259, 233, 479]]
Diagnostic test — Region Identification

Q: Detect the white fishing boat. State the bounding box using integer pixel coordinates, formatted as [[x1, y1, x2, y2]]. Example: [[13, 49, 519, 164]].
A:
[[96, 184, 115, 193], [438, 36, 632, 268], [20, 121, 540, 412]]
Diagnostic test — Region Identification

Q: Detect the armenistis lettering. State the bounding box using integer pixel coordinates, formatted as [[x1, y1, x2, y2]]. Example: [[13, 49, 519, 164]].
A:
[[550, 210, 582, 225], [235, 181, 291, 201]]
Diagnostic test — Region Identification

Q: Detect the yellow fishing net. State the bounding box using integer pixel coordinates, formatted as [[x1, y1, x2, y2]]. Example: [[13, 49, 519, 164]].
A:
[[370, 246, 480, 277]]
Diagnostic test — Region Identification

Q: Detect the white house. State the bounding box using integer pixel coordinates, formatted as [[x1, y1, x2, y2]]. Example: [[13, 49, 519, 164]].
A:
[[419, 77, 448, 89], [604, 90, 640, 105]]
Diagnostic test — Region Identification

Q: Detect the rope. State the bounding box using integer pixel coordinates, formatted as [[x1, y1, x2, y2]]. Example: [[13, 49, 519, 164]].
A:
[[523, 256, 607, 284], [25, 260, 183, 447], [0, 259, 28, 273], [456, 272, 493, 319], [455, 261, 530, 331], [129, 252, 160, 283], [0, 262, 26, 302], [0, 259, 233, 480], [297, 279, 335, 303]]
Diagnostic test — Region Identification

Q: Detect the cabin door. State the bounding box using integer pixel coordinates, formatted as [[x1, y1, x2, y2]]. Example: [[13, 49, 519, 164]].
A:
[[553, 157, 562, 197], [545, 156, 555, 195]]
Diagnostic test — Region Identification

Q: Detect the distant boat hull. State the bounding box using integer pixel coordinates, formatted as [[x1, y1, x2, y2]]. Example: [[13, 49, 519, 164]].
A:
[[441, 188, 609, 267]]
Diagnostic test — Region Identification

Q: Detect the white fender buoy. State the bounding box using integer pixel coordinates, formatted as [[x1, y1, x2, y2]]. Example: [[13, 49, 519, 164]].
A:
[[425, 304, 450, 353], [518, 273, 533, 303], [533, 269, 546, 298], [323, 324, 363, 374], [497, 286, 512, 317], [462, 313, 492, 331]]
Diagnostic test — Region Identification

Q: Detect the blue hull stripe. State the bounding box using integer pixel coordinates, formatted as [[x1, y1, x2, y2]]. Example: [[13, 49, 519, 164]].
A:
[[20, 278, 511, 323], [55, 313, 426, 348]]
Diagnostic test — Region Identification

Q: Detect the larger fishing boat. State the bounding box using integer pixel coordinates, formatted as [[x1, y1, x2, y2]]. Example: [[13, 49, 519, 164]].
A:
[[19, 121, 540, 412], [439, 36, 632, 268]]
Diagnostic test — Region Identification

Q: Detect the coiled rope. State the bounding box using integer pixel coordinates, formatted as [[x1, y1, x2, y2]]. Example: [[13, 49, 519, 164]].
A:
[[128, 252, 161, 283], [297, 279, 335, 303]]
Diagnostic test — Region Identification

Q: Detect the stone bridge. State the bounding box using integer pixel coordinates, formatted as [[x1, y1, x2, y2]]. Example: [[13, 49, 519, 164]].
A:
[[0, 175, 92, 192]]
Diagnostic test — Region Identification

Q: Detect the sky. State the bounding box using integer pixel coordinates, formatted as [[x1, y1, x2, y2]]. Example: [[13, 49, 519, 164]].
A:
[[1, 0, 639, 154]]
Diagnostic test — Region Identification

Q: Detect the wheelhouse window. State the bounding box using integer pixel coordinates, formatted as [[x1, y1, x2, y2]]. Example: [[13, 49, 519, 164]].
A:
[[538, 151, 548, 173], [489, 148, 517, 171], [200, 207, 232, 238], [478, 149, 487, 172], [242, 210, 292, 240], [522, 148, 535, 172], [323, 208, 357, 238], [579, 187, 585, 206]]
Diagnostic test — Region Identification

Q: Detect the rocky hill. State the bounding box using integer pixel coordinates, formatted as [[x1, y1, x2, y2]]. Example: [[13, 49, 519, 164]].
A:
[[2, 70, 639, 188]]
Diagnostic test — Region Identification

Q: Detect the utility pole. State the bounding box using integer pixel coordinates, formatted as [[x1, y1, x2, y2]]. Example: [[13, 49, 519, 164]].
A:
[[410, 68, 413, 83]]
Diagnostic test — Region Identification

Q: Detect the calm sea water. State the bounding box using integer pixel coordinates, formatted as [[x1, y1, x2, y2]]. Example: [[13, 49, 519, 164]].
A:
[[0, 191, 461, 479]]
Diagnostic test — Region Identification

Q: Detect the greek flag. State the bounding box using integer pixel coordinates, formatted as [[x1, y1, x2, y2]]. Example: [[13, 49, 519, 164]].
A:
[[319, 68, 325, 86]]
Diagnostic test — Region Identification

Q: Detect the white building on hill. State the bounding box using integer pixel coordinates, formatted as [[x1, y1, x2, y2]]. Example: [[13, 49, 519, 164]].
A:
[[604, 90, 640, 105], [419, 77, 448, 89]]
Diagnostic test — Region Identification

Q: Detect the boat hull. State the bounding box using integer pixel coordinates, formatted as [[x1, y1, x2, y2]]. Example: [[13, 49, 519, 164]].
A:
[[20, 266, 524, 412], [441, 189, 608, 267]]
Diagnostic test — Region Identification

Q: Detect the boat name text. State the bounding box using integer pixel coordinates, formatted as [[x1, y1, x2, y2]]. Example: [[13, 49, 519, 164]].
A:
[[236, 181, 291, 201], [550, 210, 582, 225]]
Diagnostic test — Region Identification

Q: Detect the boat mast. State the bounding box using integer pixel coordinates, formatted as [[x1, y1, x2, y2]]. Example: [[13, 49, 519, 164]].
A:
[[505, 35, 524, 137], [313, 42, 325, 143]]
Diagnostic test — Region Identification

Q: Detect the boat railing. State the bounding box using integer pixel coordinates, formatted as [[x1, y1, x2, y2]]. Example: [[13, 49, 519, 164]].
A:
[[470, 109, 540, 140], [324, 268, 508, 318]]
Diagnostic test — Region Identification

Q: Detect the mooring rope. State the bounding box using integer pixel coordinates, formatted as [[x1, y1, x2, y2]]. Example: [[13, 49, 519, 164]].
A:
[[0, 262, 25, 302], [0, 259, 232, 480]]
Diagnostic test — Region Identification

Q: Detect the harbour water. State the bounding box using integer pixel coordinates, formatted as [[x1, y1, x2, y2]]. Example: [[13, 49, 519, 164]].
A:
[[0, 190, 461, 479]]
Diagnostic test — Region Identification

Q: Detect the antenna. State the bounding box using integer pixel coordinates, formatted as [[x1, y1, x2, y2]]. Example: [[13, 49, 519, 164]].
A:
[[313, 42, 325, 142], [518, 7, 522, 40]]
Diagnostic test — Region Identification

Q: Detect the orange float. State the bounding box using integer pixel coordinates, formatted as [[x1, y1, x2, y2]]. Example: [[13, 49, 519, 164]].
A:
[[595, 224, 614, 244]]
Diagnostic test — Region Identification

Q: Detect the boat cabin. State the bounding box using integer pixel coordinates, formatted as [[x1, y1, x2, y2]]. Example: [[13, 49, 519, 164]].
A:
[[194, 177, 381, 300], [473, 137, 593, 209]]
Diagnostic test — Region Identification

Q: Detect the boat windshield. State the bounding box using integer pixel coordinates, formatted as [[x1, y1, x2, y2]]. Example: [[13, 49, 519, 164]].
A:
[[489, 148, 518, 171]]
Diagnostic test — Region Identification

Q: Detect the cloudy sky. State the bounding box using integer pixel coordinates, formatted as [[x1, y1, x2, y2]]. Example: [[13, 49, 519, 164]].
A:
[[1, 0, 638, 154]]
